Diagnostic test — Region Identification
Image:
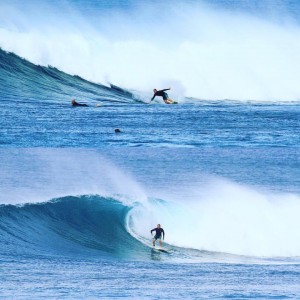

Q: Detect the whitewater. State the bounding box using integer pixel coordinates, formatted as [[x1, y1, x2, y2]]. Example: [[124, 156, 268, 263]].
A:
[[1, 0, 300, 299]]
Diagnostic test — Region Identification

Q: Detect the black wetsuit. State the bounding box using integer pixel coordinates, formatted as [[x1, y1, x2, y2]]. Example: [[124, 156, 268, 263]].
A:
[[151, 89, 170, 101], [73, 103, 88, 107], [72, 101, 88, 107], [151, 227, 165, 239]]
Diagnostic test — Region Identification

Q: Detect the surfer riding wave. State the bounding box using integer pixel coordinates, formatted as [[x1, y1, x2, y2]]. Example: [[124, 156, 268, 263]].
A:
[[150, 88, 176, 104], [151, 224, 165, 247]]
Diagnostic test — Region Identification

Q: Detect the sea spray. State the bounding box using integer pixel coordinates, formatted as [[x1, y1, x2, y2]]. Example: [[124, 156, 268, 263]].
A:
[[0, 148, 147, 205], [129, 179, 300, 257]]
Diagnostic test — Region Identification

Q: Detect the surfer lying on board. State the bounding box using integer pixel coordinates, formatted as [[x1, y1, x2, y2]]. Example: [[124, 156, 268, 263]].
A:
[[150, 88, 175, 104], [71, 99, 88, 107], [151, 224, 165, 247]]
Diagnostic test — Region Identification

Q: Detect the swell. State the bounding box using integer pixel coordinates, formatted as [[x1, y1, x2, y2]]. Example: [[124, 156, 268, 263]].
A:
[[0, 49, 136, 105], [0, 195, 147, 259]]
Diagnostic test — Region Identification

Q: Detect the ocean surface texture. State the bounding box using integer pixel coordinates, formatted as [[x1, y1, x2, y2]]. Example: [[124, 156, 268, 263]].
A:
[[1, 0, 300, 299]]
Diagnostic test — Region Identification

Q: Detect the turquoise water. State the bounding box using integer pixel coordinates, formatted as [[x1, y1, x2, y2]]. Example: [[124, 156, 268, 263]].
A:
[[1, 0, 300, 298]]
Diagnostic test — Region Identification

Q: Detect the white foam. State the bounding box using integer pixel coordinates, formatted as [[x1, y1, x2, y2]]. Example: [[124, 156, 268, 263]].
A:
[[129, 179, 300, 257]]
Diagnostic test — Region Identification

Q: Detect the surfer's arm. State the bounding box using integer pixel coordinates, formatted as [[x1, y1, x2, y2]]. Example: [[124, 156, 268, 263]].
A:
[[162, 229, 165, 239], [150, 94, 157, 101], [161, 88, 171, 92], [150, 228, 155, 235]]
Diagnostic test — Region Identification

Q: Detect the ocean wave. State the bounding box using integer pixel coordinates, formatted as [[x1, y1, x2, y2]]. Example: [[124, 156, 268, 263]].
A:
[[0, 49, 138, 105], [1, 1, 300, 101], [0, 195, 147, 259], [1, 48, 300, 106], [1, 190, 300, 263]]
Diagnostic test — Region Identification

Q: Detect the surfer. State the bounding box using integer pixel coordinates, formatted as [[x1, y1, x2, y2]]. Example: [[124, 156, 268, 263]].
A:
[[71, 99, 88, 107], [150, 88, 175, 104], [151, 224, 165, 247]]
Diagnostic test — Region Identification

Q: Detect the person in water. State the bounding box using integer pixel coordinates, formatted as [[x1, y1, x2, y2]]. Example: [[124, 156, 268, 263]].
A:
[[150, 88, 175, 104], [71, 99, 88, 107], [151, 224, 165, 247]]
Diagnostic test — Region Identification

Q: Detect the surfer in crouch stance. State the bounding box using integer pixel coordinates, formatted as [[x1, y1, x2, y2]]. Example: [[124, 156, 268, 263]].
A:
[[150, 88, 175, 104], [151, 224, 165, 248]]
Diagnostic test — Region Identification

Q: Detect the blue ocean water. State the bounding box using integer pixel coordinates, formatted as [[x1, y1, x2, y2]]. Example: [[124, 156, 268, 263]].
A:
[[1, 0, 300, 299]]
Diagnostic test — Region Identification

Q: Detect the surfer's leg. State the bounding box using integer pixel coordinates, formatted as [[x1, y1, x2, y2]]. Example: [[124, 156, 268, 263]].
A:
[[159, 239, 163, 247], [164, 98, 174, 104], [152, 238, 156, 247]]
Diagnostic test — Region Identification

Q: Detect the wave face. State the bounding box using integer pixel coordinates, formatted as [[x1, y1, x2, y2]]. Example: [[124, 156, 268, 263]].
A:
[[0, 196, 148, 259], [0, 49, 135, 105], [1, 0, 300, 101]]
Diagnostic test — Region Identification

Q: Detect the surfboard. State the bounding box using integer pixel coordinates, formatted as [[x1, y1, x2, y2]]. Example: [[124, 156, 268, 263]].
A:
[[153, 247, 170, 253], [157, 248, 169, 253]]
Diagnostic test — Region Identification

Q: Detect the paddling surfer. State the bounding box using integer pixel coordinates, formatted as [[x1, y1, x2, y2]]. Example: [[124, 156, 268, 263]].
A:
[[71, 99, 88, 107]]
